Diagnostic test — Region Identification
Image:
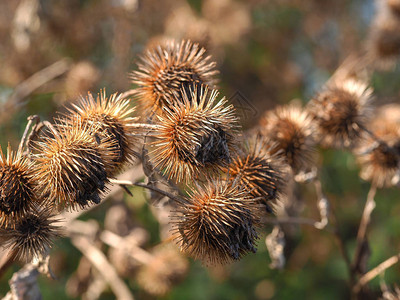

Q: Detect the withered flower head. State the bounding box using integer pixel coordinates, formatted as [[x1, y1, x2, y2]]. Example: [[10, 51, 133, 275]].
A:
[[357, 121, 400, 188], [67, 90, 138, 175], [172, 180, 261, 265], [33, 120, 110, 211], [308, 79, 373, 149], [0, 206, 60, 261], [259, 104, 316, 173], [0, 144, 36, 227], [151, 85, 238, 183], [226, 136, 286, 212], [367, 17, 400, 70], [130, 39, 218, 115], [137, 244, 189, 296]]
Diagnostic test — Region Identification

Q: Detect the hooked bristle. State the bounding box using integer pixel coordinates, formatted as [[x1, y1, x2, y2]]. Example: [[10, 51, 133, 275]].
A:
[[150, 85, 238, 183], [172, 180, 261, 265], [33, 120, 110, 211], [357, 120, 400, 188], [226, 136, 286, 212], [130, 39, 218, 115], [66, 90, 139, 175], [307, 79, 373, 149], [0, 205, 60, 261], [259, 104, 317, 173], [0, 144, 37, 228]]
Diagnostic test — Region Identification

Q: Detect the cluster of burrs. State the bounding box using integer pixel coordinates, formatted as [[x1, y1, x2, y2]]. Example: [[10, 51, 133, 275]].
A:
[[1, 33, 400, 267]]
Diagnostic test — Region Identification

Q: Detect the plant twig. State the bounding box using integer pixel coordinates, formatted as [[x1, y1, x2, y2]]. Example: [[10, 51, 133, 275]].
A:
[[67, 220, 153, 265], [109, 179, 181, 203], [313, 179, 329, 229], [129, 123, 161, 131], [0, 59, 71, 124], [353, 253, 400, 293], [42, 120, 61, 139], [71, 235, 135, 300], [353, 184, 377, 271], [17, 115, 39, 157], [100, 230, 153, 265]]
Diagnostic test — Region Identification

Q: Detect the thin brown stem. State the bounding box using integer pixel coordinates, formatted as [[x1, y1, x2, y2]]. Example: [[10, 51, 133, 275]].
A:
[[100, 230, 153, 265], [353, 184, 377, 268], [71, 236, 135, 300], [109, 178, 182, 203], [0, 59, 71, 124], [17, 115, 39, 157], [129, 123, 161, 130], [42, 121, 61, 140], [353, 253, 400, 294]]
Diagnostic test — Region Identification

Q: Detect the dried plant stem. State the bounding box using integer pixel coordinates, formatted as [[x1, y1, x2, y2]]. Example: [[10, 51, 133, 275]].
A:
[[353, 184, 377, 268], [17, 115, 39, 157], [71, 235, 135, 300], [313, 179, 329, 229], [2, 263, 41, 300], [0, 59, 71, 124], [129, 123, 161, 130], [42, 120, 61, 139], [263, 216, 333, 232], [100, 230, 153, 265], [353, 253, 400, 293], [67, 219, 153, 265], [109, 178, 181, 202]]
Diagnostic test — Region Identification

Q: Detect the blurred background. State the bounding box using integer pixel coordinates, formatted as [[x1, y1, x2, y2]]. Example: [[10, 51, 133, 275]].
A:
[[1, 0, 400, 299]]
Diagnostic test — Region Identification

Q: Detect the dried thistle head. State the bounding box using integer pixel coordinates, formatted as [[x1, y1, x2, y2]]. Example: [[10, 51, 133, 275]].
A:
[[357, 121, 400, 188], [130, 39, 218, 115], [259, 104, 316, 173], [308, 79, 373, 149], [137, 244, 189, 296], [33, 120, 110, 211], [0, 144, 36, 228], [66, 90, 138, 175], [226, 137, 286, 212], [151, 85, 238, 183], [0, 206, 60, 261], [367, 17, 400, 70], [172, 180, 261, 265]]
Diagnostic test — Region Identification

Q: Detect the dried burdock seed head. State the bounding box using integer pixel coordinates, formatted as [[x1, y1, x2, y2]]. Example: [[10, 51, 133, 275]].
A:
[[137, 244, 189, 296], [259, 103, 316, 174], [130, 39, 218, 115], [66, 90, 138, 175], [367, 17, 400, 70], [226, 136, 286, 213], [307, 79, 373, 149], [388, 0, 400, 16], [357, 121, 400, 188], [151, 85, 238, 183], [0, 206, 60, 261], [172, 180, 261, 265], [0, 144, 36, 228], [33, 120, 110, 211]]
